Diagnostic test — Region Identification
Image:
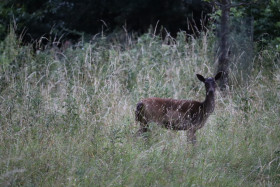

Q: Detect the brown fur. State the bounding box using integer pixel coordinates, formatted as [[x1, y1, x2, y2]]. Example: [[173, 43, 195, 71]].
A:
[[135, 72, 222, 144]]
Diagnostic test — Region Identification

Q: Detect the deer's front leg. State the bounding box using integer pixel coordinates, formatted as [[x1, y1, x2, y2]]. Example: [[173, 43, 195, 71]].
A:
[[187, 128, 197, 145]]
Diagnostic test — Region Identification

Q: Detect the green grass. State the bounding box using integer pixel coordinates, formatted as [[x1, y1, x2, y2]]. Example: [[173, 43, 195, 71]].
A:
[[0, 29, 279, 186]]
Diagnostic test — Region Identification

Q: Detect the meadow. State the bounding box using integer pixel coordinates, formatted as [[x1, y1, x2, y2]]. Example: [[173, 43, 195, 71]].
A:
[[0, 29, 279, 186]]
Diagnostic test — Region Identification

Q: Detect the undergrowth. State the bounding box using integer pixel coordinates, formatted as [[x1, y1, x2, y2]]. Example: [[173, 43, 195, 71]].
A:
[[0, 29, 279, 186]]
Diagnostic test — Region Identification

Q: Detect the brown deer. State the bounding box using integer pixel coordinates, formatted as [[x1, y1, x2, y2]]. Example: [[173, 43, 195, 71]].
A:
[[135, 72, 222, 144]]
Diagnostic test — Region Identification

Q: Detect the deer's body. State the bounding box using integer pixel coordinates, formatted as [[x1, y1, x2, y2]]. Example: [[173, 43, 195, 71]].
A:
[[135, 72, 222, 144]]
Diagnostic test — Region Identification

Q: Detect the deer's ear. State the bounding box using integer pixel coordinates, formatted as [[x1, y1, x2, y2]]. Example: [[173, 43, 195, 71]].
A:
[[215, 72, 222, 81], [196, 74, 205, 82]]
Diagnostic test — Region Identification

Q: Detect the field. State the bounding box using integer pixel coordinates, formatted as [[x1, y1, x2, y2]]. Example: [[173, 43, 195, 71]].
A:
[[0, 29, 279, 186]]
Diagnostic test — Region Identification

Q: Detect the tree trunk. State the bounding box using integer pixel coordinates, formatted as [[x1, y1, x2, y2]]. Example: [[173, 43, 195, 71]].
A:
[[217, 0, 231, 91]]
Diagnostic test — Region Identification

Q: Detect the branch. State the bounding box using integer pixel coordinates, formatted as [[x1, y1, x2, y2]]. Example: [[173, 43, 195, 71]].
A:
[[214, 1, 222, 7], [213, 0, 231, 10], [211, 0, 253, 10], [230, 2, 253, 8]]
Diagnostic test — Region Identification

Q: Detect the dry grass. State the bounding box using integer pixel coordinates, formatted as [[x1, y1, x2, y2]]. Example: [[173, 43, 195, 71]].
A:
[[0, 29, 279, 186]]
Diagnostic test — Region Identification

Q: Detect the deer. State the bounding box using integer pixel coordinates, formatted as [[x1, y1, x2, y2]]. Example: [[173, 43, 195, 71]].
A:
[[135, 72, 222, 144]]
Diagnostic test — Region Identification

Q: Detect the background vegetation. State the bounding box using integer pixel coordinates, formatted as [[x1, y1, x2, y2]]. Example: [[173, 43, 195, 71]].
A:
[[0, 27, 279, 186], [0, 0, 279, 48], [0, 0, 211, 42]]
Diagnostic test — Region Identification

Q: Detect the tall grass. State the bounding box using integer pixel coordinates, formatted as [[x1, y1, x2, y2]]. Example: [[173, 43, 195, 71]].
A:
[[0, 29, 279, 186]]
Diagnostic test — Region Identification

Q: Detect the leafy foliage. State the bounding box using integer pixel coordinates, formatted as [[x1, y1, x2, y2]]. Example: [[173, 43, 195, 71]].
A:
[[249, 0, 280, 49], [206, 0, 280, 48], [0, 0, 211, 42]]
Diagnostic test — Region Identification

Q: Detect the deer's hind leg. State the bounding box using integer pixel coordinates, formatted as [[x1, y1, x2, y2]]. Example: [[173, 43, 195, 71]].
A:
[[187, 128, 197, 145], [135, 102, 150, 135], [136, 121, 150, 136]]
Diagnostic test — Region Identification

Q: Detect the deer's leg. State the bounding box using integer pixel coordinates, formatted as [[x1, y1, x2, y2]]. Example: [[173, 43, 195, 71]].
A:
[[187, 129, 197, 145], [135, 103, 149, 135], [137, 122, 149, 135]]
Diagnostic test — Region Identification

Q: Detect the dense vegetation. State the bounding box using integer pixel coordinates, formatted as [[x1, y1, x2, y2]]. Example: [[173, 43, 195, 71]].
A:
[[0, 27, 279, 186], [0, 0, 280, 48], [0, 0, 211, 42]]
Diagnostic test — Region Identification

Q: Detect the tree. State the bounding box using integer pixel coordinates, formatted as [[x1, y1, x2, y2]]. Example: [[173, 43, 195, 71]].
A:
[[206, 0, 254, 91], [216, 0, 231, 91]]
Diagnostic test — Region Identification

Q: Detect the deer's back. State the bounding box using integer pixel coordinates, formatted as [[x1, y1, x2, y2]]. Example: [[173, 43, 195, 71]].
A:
[[139, 97, 203, 130]]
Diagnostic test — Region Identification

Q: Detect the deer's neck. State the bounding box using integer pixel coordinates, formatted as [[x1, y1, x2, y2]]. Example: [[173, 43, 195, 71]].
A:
[[202, 90, 215, 115]]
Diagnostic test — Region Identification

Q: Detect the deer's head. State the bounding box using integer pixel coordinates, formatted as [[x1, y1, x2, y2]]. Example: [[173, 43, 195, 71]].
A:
[[196, 72, 222, 95]]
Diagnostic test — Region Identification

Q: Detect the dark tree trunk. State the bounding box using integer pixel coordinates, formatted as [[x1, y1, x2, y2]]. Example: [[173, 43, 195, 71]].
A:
[[217, 0, 231, 91]]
